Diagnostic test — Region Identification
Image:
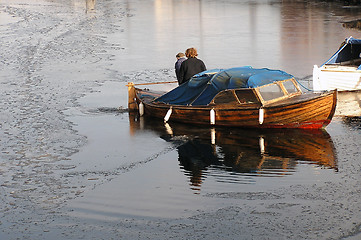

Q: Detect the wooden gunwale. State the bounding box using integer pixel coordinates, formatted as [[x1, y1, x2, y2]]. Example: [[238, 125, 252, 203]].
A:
[[140, 88, 335, 111]]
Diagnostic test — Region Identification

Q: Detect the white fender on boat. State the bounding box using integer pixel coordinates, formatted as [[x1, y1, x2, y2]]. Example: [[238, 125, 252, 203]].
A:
[[164, 107, 172, 122], [139, 102, 144, 116], [210, 109, 215, 125], [259, 108, 264, 125]]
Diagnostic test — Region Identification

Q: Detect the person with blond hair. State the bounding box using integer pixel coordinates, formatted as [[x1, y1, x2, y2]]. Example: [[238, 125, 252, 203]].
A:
[[175, 52, 187, 84], [178, 47, 206, 85]]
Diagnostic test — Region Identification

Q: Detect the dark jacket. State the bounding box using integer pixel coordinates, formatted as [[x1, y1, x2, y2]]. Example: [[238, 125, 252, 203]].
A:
[[175, 57, 187, 83], [178, 57, 206, 85]]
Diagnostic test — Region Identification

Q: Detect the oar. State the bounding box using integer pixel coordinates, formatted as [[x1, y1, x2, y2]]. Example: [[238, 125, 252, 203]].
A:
[[131, 81, 177, 86]]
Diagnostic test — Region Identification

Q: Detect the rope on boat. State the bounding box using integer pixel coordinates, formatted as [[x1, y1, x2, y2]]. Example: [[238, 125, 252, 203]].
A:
[[295, 76, 313, 92]]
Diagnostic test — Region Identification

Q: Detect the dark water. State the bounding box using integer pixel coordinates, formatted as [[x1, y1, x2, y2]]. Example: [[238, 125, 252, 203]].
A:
[[1, 0, 361, 239], [131, 117, 338, 187]]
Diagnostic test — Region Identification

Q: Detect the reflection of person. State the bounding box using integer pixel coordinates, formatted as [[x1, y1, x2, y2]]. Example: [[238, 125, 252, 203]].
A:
[[175, 52, 187, 84], [178, 48, 206, 85]]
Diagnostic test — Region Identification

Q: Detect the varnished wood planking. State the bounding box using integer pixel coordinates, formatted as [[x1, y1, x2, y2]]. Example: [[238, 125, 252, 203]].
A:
[[136, 88, 336, 129]]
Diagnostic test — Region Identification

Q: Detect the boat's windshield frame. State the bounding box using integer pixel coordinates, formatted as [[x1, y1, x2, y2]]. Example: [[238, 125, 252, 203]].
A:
[[210, 78, 301, 107], [254, 78, 302, 105]]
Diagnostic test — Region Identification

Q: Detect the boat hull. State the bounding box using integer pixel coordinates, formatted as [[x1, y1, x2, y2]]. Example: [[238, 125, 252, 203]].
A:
[[136, 90, 337, 129], [313, 65, 361, 91]]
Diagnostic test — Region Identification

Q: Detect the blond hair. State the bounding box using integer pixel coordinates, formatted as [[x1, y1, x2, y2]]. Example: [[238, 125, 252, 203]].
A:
[[176, 52, 185, 58], [185, 48, 198, 58]]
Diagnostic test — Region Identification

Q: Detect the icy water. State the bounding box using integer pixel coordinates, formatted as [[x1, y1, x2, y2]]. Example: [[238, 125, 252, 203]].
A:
[[1, 0, 361, 239]]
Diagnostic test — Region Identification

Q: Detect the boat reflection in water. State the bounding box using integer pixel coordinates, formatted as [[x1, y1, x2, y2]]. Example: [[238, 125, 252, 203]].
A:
[[129, 114, 337, 192]]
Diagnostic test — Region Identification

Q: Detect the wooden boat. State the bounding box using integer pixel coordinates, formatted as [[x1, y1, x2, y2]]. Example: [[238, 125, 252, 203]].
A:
[[313, 36, 361, 91], [128, 67, 337, 129]]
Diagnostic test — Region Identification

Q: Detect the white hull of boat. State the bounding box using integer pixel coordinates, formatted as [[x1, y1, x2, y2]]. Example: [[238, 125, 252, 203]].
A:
[[313, 65, 361, 91]]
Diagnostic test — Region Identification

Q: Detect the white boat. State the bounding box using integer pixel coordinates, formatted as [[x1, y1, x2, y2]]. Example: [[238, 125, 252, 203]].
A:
[[313, 36, 361, 91]]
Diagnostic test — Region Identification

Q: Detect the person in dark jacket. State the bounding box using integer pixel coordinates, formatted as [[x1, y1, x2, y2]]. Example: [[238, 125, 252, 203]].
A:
[[175, 52, 187, 84], [178, 48, 206, 85]]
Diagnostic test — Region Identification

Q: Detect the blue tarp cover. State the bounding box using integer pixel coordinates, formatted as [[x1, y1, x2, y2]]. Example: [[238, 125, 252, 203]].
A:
[[323, 37, 361, 65], [154, 67, 294, 106]]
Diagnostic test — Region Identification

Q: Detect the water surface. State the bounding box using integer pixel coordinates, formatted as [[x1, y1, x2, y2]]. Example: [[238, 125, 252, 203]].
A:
[[1, 0, 361, 239]]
